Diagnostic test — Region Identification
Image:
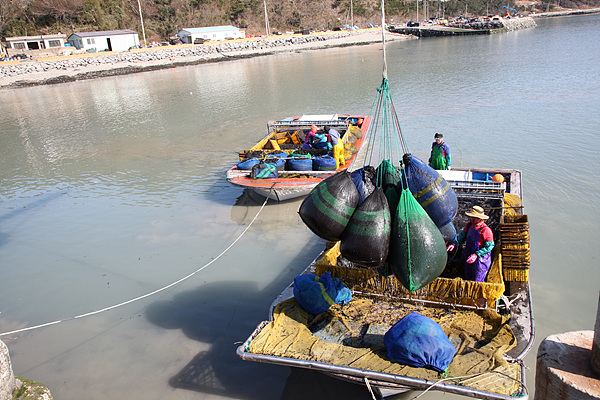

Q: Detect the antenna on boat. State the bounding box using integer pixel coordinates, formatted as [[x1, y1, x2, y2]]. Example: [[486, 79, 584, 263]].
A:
[[357, 0, 409, 172], [381, 0, 388, 80]]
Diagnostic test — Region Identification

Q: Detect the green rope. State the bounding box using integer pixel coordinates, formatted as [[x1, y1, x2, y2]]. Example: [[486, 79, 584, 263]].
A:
[[363, 77, 410, 174]]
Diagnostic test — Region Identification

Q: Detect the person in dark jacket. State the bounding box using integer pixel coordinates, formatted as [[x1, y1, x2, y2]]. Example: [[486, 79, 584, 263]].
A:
[[429, 133, 451, 170]]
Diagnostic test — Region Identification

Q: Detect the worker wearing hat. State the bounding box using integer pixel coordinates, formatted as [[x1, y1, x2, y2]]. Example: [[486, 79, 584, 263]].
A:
[[447, 206, 495, 282], [428, 133, 451, 170]]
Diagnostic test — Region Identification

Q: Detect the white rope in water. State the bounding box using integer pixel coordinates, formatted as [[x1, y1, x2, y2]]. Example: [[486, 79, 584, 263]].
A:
[[0, 188, 273, 338]]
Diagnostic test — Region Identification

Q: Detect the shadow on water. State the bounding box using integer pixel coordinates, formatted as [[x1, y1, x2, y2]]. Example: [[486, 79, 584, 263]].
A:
[[0, 191, 66, 248], [146, 279, 278, 399], [145, 233, 363, 399], [0, 191, 66, 223]]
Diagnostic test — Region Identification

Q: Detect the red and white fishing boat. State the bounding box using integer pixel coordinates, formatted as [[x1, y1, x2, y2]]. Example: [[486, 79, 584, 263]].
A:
[[226, 114, 370, 201]]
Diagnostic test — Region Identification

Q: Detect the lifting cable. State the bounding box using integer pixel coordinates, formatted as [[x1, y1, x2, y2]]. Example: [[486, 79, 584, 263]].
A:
[[0, 185, 274, 338]]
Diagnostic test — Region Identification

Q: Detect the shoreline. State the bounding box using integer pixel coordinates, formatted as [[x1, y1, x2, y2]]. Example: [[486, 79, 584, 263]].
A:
[[0, 29, 408, 90], [2, 8, 598, 91]]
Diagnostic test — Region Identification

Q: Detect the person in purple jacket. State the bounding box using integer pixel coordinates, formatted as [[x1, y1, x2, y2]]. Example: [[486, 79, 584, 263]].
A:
[[447, 206, 495, 282]]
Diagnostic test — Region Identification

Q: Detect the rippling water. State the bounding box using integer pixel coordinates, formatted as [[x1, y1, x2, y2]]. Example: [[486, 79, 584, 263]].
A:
[[1, 14, 599, 400]]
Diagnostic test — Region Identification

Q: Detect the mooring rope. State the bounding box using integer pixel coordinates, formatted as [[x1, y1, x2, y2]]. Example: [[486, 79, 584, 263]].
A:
[[0, 186, 274, 338]]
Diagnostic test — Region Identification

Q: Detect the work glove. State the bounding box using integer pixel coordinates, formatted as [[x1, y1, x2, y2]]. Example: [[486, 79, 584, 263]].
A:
[[466, 254, 478, 264]]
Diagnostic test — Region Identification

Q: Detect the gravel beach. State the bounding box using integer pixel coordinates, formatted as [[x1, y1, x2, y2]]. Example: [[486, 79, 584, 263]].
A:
[[0, 29, 410, 90]]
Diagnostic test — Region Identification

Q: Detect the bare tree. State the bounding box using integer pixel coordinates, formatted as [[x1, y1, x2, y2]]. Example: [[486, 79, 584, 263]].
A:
[[28, 0, 85, 21], [0, 0, 28, 34]]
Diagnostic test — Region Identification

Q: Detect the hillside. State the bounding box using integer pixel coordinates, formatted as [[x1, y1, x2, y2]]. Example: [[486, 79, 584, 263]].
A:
[[1, 0, 599, 41]]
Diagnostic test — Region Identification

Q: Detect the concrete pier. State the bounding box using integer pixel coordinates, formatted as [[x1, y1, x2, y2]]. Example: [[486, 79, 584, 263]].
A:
[[535, 293, 600, 399], [390, 16, 536, 37], [592, 293, 600, 375]]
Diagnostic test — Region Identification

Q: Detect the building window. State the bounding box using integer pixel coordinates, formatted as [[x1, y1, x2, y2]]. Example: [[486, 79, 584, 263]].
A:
[[86, 38, 95, 45], [48, 40, 61, 47], [14, 42, 25, 49]]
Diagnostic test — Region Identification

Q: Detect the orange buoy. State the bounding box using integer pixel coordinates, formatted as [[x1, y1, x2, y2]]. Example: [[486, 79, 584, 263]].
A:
[[492, 173, 505, 182]]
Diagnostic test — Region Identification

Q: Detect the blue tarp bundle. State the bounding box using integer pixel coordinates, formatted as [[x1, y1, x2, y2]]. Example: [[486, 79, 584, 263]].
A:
[[293, 272, 352, 315], [384, 312, 456, 372]]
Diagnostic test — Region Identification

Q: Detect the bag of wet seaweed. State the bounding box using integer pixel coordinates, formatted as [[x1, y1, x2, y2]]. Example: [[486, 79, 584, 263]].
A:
[[298, 171, 359, 241], [387, 185, 447, 292], [384, 312, 456, 372], [340, 187, 391, 267], [402, 154, 457, 228], [350, 166, 377, 205], [376, 159, 402, 191], [376, 160, 403, 218], [293, 272, 352, 315]]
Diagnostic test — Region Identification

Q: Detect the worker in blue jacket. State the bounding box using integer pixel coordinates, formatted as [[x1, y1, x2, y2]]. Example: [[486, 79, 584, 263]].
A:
[[428, 133, 451, 170]]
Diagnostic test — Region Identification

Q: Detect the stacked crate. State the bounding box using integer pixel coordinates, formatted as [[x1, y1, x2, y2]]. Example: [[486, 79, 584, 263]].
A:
[[499, 215, 530, 282]]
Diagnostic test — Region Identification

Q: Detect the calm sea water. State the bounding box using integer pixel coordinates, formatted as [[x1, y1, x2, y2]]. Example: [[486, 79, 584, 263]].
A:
[[1, 14, 599, 400]]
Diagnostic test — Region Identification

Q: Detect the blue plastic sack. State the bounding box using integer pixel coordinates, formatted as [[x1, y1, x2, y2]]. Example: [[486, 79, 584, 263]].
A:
[[350, 166, 376, 205], [293, 272, 352, 315], [402, 154, 458, 228], [384, 312, 456, 372]]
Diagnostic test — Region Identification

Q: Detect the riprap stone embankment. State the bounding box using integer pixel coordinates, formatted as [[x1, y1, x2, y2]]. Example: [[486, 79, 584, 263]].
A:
[[0, 30, 401, 89]]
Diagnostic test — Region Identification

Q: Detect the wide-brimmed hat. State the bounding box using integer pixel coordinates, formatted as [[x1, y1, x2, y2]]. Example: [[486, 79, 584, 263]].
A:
[[465, 205, 489, 220]]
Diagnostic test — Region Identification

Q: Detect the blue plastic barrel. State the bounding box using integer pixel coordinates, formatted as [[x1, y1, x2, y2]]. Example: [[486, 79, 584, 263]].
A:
[[265, 157, 285, 170], [286, 156, 312, 171], [313, 155, 337, 171], [237, 157, 260, 170]]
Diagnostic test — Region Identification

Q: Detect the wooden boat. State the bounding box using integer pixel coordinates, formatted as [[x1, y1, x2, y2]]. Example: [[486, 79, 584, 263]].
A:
[[237, 166, 534, 399], [226, 114, 370, 201]]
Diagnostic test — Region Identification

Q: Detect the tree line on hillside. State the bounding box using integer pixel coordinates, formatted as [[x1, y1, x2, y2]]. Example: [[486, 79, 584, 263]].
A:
[[1, 0, 598, 42]]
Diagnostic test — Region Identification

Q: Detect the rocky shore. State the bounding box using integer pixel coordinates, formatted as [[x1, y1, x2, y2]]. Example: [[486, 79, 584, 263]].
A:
[[0, 29, 408, 90]]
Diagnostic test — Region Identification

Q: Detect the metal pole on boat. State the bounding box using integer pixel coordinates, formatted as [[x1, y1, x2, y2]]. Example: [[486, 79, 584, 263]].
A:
[[381, 0, 388, 80], [534, 291, 600, 399]]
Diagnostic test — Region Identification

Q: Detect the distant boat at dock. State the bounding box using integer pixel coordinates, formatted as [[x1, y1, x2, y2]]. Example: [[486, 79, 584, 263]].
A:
[[389, 16, 536, 37]]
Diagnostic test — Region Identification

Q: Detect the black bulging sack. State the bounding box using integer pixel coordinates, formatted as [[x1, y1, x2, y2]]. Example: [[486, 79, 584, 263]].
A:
[[298, 171, 359, 241], [340, 187, 391, 267]]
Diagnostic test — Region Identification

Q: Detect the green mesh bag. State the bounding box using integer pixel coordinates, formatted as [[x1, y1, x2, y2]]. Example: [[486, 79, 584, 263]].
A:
[[376, 159, 402, 190], [388, 186, 447, 292], [376, 160, 402, 219]]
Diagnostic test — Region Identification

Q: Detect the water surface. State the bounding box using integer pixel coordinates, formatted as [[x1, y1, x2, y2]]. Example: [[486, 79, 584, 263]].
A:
[[1, 14, 599, 400]]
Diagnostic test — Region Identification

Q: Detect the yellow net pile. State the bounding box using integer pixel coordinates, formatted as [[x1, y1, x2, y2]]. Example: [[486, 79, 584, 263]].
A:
[[248, 295, 521, 396], [503, 193, 522, 217], [315, 242, 505, 308]]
